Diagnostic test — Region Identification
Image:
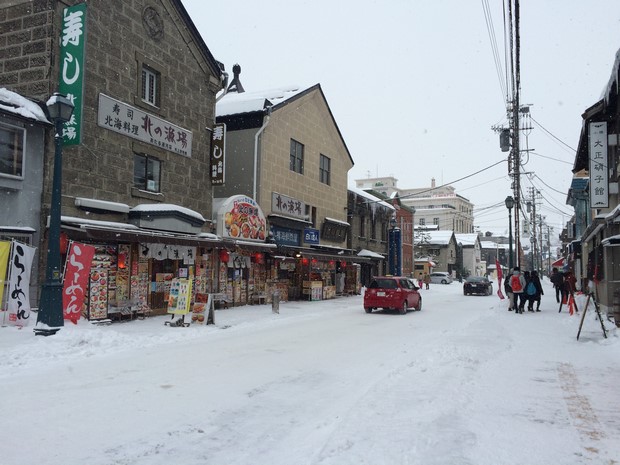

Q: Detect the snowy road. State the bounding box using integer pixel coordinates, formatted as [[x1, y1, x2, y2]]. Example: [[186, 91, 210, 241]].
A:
[[1, 279, 619, 465]]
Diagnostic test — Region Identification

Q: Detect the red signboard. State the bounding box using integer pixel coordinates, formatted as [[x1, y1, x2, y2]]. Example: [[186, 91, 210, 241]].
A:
[[63, 242, 96, 324]]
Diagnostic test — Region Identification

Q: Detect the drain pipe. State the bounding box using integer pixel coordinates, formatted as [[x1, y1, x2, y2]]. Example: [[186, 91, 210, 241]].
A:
[[253, 107, 271, 201]]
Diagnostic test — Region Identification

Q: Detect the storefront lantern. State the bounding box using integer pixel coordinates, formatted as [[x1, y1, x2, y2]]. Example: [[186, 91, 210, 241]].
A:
[[117, 252, 127, 269], [302, 258, 309, 265], [340, 261, 347, 267], [219, 249, 230, 263], [252, 252, 264, 264]]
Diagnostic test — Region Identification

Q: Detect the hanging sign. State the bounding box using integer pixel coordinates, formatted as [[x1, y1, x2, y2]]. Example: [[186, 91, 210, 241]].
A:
[[58, 2, 87, 145], [0, 241, 10, 311], [210, 123, 226, 185], [589, 122, 609, 208]]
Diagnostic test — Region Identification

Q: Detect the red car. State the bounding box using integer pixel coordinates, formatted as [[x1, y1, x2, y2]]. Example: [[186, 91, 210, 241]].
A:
[[364, 276, 422, 314]]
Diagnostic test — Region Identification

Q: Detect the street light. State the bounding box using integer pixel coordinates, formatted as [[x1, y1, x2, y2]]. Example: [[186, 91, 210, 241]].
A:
[[505, 195, 515, 271], [34, 93, 74, 336]]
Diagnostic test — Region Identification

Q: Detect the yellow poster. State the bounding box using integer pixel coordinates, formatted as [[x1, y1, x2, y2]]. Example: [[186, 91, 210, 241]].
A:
[[167, 278, 193, 315], [0, 241, 11, 308]]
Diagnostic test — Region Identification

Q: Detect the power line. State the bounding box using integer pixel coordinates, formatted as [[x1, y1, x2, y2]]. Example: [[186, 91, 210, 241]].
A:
[[530, 116, 577, 153]]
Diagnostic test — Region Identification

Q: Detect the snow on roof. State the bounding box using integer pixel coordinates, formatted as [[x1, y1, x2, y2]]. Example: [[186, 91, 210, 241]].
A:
[[0, 87, 49, 123], [480, 241, 510, 250], [417, 230, 454, 245], [455, 233, 479, 246], [216, 85, 308, 117], [130, 204, 206, 222], [348, 186, 394, 210], [358, 249, 385, 259], [61, 216, 140, 230]]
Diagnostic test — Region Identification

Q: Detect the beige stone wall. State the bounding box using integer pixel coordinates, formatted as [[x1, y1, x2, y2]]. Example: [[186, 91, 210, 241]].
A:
[[0, 0, 221, 223], [259, 89, 353, 245]]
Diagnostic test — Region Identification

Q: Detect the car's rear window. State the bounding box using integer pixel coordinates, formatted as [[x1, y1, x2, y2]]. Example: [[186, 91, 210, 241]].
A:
[[370, 279, 397, 289]]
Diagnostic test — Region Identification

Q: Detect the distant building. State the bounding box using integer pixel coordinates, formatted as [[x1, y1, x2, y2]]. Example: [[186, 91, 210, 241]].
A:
[[355, 176, 474, 233]]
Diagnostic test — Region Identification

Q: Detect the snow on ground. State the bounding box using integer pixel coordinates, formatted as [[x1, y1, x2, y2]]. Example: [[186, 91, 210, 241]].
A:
[[1, 278, 619, 465]]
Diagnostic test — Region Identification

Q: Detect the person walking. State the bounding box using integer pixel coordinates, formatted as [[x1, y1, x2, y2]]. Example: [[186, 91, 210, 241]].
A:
[[530, 270, 544, 311], [550, 267, 563, 303], [504, 269, 514, 311], [509, 267, 526, 314], [423, 272, 431, 290], [418, 272, 424, 289], [523, 271, 536, 312]]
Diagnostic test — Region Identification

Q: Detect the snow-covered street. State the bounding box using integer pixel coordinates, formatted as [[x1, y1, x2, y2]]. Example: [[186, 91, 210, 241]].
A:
[[1, 278, 619, 465]]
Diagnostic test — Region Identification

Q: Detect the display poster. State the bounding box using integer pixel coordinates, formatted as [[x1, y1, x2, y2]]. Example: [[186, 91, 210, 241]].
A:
[[191, 293, 209, 324], [88, 269, 109, 319], [167, 278, 193, 314]]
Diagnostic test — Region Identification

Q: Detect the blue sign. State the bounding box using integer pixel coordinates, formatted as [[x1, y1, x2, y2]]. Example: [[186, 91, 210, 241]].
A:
[[388, 227, 402, 276], [271, 226, 300, 246], [303, 228, 320, 245]]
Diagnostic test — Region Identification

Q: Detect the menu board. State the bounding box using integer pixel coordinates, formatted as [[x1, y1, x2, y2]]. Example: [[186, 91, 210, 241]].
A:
[[191, 293, 209, 324], [167, 278, 193, 314], [89, 269, 109, 319]]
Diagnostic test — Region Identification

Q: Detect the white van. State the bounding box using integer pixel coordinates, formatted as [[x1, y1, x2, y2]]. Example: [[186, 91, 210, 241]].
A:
[[429, 272, 453, 284]]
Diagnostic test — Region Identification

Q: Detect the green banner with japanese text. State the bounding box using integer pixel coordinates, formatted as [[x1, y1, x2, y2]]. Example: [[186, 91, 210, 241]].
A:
[[58, 2, 87, 145]]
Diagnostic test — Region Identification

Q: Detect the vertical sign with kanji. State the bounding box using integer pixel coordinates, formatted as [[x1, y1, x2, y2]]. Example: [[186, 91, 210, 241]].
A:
[[58, 3, 87, 145], [211, 123, 226, 185], [589, 122, 608, 208]]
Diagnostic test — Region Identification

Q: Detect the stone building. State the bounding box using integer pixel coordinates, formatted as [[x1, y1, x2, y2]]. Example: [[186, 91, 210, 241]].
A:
[[1, 0, 226, 316]]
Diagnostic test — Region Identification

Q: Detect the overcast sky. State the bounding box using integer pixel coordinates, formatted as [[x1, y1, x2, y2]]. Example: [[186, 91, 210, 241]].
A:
[[182, 0, 620, 234]]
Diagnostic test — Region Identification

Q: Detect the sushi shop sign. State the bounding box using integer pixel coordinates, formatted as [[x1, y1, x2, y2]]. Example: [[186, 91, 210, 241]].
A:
[[217, 195, 267, 242]]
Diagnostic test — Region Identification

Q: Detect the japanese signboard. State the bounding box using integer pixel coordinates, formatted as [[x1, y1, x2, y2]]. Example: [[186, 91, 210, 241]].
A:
[[0, 241, 10, 313], [211, 123, 226, 185], [58, 3, 87, 145], [271, 226, 301, 246], [589, 122, 609, 208], [272, 192, 306, 220], [97, 94, 193, 157], [303, 228, 320, 245], [6, 242, 36, 326]]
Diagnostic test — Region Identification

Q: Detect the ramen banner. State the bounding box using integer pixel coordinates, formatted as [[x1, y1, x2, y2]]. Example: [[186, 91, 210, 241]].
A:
[[63, 242, 96, 324], [7, 242, 36, 327]]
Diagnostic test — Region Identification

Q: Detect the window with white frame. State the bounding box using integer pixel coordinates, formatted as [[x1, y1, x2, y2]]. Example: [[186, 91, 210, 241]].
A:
[[134, 153, 161, 192], [141, 66, 160, 107], [0, 122, 25, 179]]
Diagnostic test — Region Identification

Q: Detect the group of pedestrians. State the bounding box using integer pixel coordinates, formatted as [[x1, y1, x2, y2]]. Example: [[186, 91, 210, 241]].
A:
[[503, 266, 544, 313]]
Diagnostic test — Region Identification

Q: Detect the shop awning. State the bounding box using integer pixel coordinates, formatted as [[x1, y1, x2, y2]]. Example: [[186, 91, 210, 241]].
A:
[[602, 234, 620, 247], [277, 245, 373, 263], [357, 249, 385, 259], [61, 216, 224, 247]]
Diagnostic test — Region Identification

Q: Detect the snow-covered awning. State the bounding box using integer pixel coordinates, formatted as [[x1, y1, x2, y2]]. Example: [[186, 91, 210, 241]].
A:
[[602, 234, 620, 247], [357, 249, 385, 259]]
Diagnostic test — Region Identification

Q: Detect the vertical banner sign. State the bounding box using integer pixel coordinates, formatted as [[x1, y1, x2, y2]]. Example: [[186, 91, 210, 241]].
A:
[[589, 122, 609, 208], [0, 241, 11, 311], [63, 242, 96, 324], [7, 242, 36, 327], [496, 259, 505, 299], [58, 3, 87, 145], [210, 123, 226, 185], [388, 227, 402, 276]]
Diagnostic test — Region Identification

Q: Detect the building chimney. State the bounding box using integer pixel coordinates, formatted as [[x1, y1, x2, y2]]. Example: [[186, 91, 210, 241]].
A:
[[431, 178, 436, 188]]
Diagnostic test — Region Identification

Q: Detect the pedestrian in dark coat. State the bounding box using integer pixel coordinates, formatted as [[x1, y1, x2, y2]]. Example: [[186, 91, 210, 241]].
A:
[[529, 270, 544, 311], [523, 271, 534, 311], [504, 269, 514, 311], [550, 267, 563, 303]]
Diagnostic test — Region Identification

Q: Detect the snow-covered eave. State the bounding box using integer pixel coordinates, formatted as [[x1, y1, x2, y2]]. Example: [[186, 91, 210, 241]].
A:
[[325, 217, 350, 226], [0, 87, 50, 124], [130, 203, 206, 223]]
